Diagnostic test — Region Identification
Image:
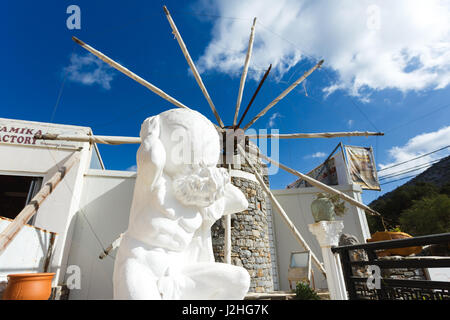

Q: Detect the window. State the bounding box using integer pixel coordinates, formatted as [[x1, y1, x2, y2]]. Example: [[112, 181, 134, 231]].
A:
[[0, 175, 42, 223], [89, 144, 105, 170]]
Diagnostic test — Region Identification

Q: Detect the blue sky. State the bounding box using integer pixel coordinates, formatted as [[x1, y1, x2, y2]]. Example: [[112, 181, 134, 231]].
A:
[[2, 0, 449, 205]]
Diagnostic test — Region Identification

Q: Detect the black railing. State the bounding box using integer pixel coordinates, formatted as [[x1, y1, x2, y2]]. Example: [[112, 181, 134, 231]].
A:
[[331, 232, 450, 300]]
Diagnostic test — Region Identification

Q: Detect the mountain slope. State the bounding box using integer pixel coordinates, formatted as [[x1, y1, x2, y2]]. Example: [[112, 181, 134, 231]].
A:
[[367, 155, 450, 231]]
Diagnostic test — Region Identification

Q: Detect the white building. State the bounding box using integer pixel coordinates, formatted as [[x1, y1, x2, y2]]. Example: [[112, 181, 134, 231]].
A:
[[0, 118, 370, 299]]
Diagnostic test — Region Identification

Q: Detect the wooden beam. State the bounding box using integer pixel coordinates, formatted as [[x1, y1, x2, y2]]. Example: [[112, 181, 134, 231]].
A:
[[246, 131, 384, 139], [35, 130, 383, 145], [0, 152, 80, 255], [237, 144, 326, 276], [35, 133, 141, 145], [236, 64, 272, 129], [233, 17, 257, 127], [72, 36, 190, 110], [99, 233, 123, 260], [247, 145, 381, 217], [243, 60, 324, 130], [163, 6, 225, 128]]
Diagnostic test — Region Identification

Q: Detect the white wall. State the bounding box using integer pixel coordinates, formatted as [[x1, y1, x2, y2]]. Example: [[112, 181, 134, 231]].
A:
[[271, 184, 370, 291], [0, 118, 93, 286], [66, 172, 372, 298], [0, 217, 56, 280], [63, 168, 373, 299], [66, 170, 135, 300]]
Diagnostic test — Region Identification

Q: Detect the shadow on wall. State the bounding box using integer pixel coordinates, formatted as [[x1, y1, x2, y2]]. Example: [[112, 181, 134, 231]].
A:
[[64, 175, 135, 300]]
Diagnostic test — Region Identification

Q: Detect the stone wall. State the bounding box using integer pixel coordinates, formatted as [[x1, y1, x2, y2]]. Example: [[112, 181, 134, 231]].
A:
[[213, 149, 275, 293]]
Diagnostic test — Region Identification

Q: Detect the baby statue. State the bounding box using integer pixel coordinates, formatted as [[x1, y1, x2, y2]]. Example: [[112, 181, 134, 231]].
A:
[[113, 108, 250, 299]]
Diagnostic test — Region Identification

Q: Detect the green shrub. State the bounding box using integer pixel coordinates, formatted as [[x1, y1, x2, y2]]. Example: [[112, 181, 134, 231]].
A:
[[368, 182, 440, 232], [294, 282, 320, 300], [399, 194, 450, 236]]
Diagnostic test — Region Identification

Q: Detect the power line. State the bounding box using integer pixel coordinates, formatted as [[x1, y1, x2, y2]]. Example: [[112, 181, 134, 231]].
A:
[[378, 145, 450, 172], [379, 159, 439, 180], [50, 43, 76, 122], [380, 173, 420, 186], [44, 143, 110, 256], [348, 99, 380, 132], [379, 153, 449, 185], [385, 102, 450, 134], [378, 157, 444, 181]]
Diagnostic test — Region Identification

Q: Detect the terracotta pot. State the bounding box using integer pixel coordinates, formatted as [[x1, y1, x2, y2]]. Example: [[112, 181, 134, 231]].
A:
[[367, 231, 422, 257], [2, 273, 55, 300]]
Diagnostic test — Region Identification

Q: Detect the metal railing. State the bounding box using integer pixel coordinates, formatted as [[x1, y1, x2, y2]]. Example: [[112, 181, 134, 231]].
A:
[[331, 233, 450, 300]]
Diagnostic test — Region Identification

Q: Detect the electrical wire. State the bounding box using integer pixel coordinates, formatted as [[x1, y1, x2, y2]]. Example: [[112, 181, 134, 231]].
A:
[[43, 45, 115, 260], [385, 102, 450, 134], [379, 173, 421, 186], [50, 43, 76, 122], [41, 143, 115, 260], [378, 157, 445, 180], [378, 145, 449, 172]]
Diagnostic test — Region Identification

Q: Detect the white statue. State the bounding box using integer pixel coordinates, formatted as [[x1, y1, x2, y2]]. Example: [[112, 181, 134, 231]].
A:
[[113, 108, 250, 299]]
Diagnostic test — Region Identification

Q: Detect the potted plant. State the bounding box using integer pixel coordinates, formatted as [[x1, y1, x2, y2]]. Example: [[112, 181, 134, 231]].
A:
[[367, 227, 422, 257], [294, 282, 320, 300], [311, 193, 347, 222], [2, 273, 55, 300]]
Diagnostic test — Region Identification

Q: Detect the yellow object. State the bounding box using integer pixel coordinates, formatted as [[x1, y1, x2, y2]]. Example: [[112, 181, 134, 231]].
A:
[[367, 231, 422, 257]]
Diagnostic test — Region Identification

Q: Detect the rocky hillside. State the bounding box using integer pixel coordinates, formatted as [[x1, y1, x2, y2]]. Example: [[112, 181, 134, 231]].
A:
[[367, 155, 450, 232], [405, 155, 450, 187], [370, 155, 450, 206]]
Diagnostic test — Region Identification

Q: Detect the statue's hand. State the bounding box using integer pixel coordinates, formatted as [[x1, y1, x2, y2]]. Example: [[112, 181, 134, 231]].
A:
[[223, 183, 248, 215], [200, 199, 224, 229], [137, 115, 166, 192]]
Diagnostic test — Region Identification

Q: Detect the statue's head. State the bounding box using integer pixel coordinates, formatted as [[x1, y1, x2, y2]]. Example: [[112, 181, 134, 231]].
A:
[[140, 108, 221, 177], [139, 108, 229, 207], [339, 233, 360, 246]]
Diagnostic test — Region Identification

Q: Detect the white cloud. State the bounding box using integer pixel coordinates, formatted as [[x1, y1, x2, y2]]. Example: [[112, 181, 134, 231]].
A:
[[65, 53, 116, 90], [305, 151, 327, 159], [268, 112, 282, 127], [378, 126, 450, 182], [196, 0, 450, 100], [347, 119, 354, 128]]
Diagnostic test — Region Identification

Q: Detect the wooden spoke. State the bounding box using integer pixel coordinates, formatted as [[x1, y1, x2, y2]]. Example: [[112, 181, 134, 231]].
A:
[[236, 64, 272, 129], [246, 144, 381, 217], [243, 60, 324, 130], [233, 18, 257, 127], [0, 152, 80, 254], [163, 6, 225, 128], [237, 144, 327, 276], [246, 131, 384, 139], [72, 36, 190, 110]]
